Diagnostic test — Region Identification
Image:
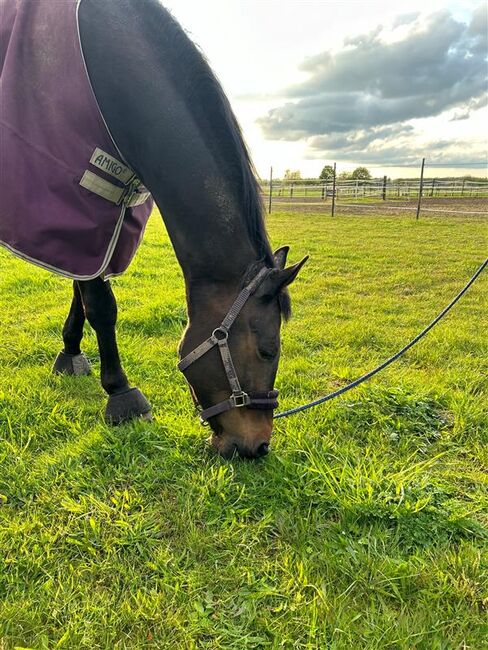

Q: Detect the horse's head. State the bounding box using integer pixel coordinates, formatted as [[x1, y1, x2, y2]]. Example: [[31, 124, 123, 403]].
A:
[[179, 247, 307, 459]]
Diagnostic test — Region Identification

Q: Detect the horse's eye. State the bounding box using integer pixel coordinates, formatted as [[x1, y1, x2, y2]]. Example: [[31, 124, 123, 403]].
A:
[[251, 325, 279, 361], [258, 347, 278, 361]]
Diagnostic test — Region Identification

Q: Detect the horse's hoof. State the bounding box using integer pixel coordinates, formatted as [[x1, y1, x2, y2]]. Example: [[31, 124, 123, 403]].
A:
[[105, 387, 152, 424], [53, 351, 91, 376]]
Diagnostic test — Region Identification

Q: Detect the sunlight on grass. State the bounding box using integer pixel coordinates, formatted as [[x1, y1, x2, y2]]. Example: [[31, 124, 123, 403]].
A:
[[0, 210, 487, 648]]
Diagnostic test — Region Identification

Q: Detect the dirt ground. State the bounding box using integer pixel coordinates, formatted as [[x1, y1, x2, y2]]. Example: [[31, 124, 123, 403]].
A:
[[269, 196, 488, 217]]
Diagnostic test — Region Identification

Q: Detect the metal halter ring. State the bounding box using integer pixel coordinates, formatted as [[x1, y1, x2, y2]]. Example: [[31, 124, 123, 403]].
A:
[[212, 327, 229, 341]]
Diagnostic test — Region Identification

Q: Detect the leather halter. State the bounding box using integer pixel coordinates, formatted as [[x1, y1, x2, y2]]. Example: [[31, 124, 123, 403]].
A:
[[178, 267, 279, 424]]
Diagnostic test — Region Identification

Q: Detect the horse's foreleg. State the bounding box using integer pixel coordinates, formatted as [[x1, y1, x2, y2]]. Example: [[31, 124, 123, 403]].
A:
[[53, 281, 91, 375], [78, 277, 152, 424]]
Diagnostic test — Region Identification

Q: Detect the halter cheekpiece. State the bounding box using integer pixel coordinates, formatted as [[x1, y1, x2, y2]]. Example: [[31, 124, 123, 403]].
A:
[[178, 267, 279, 424]]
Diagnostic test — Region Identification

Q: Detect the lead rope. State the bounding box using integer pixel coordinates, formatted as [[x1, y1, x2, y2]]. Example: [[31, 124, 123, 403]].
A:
[[274, 258, 487, 420]]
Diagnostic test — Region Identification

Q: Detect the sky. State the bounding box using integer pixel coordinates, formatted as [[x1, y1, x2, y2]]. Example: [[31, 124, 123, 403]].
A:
[[163, 0, 487, 179]]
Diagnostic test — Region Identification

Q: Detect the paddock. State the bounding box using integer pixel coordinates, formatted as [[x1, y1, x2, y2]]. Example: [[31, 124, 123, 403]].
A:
[[0, 208, 486, 648]]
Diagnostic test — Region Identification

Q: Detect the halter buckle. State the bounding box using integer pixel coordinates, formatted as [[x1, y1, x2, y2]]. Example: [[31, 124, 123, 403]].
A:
[[231, 391, 251, 408]]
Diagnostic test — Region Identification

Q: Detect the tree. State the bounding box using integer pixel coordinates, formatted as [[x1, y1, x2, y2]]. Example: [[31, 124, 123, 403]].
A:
[[338, 171, 352, 180], [283, 169, 302, 182], [351, 166, 372, 180], [319, 165, 334, 181]]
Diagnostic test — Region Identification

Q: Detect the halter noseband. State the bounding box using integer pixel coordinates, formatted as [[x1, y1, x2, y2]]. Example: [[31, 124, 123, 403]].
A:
[[178, 267, 279, 424]]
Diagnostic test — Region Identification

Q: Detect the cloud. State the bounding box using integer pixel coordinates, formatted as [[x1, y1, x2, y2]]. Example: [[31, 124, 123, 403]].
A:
[[450, 92, 488, 121], [392, 12, 420, 28], [468, 3, 487, 51], [304, 136, 487, 167], [303, 121, 487, 167], [257, 6, 487, 162], [307, 124, 415, 153]]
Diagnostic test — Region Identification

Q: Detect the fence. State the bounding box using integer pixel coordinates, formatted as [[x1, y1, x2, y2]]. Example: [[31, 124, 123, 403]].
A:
[[263, 178, 488, 200], [262, 160, 488, 218]]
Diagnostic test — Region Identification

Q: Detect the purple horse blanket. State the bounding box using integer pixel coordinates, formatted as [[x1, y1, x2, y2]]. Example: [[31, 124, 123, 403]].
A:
[[0, 0, 153, 279]]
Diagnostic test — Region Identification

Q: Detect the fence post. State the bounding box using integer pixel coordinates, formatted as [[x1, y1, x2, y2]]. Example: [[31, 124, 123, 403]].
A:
[[331, 162, 337, 217], [321, 184, 325, 200], [382, 175, 387, 200], [268, 166, 273, 214], [461, 178, 466, 197], [430, 178, 436, 197], [416, 157, 425, 220]]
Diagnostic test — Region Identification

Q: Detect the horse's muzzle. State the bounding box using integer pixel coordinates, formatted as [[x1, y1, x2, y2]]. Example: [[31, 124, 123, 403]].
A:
[[211, 435, 271, 460]]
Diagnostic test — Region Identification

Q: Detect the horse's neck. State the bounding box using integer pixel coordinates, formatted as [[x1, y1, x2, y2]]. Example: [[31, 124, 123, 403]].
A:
[[78, 0, 258, 282]]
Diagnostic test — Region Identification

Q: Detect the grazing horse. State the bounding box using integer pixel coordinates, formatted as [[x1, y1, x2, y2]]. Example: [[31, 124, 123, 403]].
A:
[[0, 0, 307, 459]]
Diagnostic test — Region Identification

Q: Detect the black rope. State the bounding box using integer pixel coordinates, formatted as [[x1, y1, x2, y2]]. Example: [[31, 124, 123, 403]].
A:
[[274, 258, 487, 419]]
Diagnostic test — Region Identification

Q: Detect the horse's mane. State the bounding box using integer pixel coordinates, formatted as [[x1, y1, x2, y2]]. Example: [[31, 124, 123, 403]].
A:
[[147, 2, 274, 267]]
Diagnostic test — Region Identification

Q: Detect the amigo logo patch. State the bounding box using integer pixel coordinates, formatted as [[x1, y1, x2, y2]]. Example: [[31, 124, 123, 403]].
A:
[[89, 148, 135, 184]]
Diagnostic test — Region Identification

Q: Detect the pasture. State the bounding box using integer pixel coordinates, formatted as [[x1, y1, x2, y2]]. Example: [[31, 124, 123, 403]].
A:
[[0, 209, 486, 649]]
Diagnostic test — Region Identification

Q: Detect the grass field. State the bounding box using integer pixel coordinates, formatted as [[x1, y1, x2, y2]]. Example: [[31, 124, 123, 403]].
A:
[[0, 209, 487, 649]]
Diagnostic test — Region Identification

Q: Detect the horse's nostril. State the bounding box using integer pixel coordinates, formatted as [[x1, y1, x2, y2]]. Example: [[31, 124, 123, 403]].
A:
[[256, 442, 270, 457]]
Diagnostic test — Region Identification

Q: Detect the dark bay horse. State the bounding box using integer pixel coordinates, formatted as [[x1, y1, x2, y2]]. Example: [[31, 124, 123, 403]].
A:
[[5, 0, 307, 459]]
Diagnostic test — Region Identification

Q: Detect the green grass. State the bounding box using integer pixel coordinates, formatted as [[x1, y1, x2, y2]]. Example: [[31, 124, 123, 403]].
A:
[[0, 210, 487, 649]]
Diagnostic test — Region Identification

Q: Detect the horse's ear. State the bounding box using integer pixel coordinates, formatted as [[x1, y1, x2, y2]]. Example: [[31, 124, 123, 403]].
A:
[[262, 255, 308, 297], [273, 246, 290, 270], [278, 256, 308, 288]]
